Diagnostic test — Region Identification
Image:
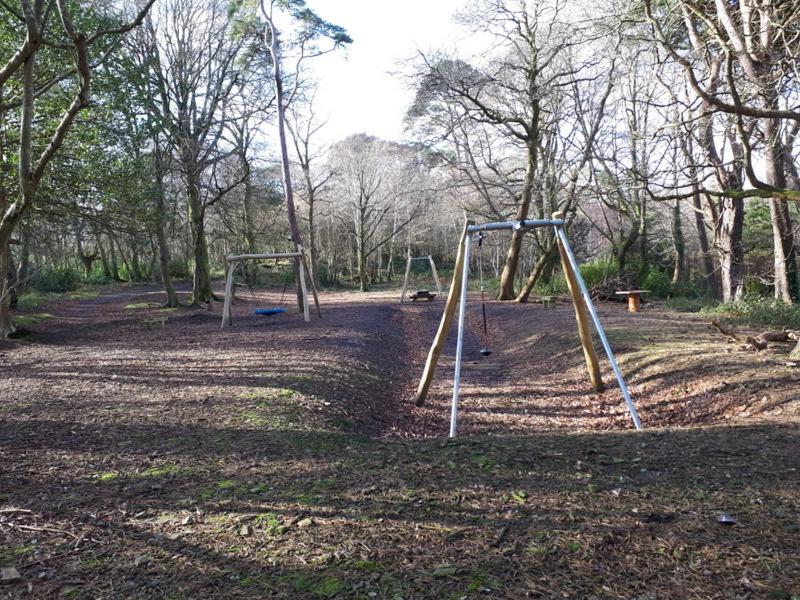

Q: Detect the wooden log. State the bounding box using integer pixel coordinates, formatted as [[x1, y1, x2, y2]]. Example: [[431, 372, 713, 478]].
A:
[[554, 211, 604, 393], [412, 219, 473, 406]]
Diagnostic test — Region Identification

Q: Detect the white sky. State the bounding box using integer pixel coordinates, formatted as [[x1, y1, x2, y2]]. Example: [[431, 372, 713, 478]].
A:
[[304, 0, 471, 144]]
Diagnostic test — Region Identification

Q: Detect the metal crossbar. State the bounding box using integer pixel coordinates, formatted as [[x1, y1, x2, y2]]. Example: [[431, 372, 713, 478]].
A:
[[449, 219, 643, 437]]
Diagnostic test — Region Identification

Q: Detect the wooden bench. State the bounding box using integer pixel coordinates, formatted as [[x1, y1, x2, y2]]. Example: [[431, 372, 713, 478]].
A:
[[539, 295, 555, 309], [615, 290, 650, 313], [409, 290, 437, 302]]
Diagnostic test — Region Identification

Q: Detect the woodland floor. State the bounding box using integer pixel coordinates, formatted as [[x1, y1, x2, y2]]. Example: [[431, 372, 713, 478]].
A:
[[1, 284, 798, 599]]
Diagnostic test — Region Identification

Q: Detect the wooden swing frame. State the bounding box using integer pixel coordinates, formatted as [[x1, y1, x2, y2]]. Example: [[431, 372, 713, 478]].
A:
[[411, 213, 643, 437], [220, 248, 321, 328]]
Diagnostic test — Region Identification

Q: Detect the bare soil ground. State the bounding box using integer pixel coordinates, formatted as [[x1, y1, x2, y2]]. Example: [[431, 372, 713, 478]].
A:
[[1, 285, 798, 599]]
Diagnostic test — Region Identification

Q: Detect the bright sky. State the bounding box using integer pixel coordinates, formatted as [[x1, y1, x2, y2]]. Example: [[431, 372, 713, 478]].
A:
[[304, 0, 470, 144]]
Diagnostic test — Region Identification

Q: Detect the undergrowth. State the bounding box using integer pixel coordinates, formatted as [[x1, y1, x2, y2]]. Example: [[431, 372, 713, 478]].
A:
[[700, 295, 800, 329]]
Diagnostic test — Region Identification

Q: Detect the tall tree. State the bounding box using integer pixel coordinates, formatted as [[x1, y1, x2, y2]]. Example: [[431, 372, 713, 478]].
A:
[[145, 0, 246, 305], [0, 0, 155, 337]]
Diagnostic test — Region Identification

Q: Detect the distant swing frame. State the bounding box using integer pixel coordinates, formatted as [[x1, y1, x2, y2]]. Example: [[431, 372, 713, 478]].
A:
[[400, 252, 443, 302], [411, 213, 643, 437], [220, 248, 321, 328]]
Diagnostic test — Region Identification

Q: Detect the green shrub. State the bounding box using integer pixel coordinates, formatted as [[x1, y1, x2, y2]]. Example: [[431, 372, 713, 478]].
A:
[[669, 280, 706, 299], [642, 269, 672, 298], [17, 290, 49, 310], [743, 277, 768, 297], [579, 258, 618, 289], [700, 295, 800, 329], [85, 267, 110, 285], [168, 259, 189, 280], [29, 267, 80, 293]]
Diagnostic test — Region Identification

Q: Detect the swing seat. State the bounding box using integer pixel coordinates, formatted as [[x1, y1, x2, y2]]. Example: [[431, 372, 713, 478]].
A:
[[254, 308, 287, 316], [409, 290, 436, 302]]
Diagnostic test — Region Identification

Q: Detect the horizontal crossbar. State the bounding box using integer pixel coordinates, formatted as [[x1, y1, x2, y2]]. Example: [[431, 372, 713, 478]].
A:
[[226, 252, 302, 262], [467, 219, 564, 233]]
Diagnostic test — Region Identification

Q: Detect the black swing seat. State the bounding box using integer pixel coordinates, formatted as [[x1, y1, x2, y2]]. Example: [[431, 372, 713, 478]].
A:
[[409, 290, 437, 302]]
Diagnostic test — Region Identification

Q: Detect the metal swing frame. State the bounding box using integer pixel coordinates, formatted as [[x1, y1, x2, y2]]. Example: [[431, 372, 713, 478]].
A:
[[449, 218, 643, 437]]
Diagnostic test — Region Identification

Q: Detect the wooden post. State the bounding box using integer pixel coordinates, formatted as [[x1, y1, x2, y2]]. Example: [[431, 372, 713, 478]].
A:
[[400, 252, 412, 303], [297, 256, 310, 322], [412, 219, 474, 406], [221, 261, 237, 328], [628, 293, 641, 313], [553, 212, 604, 392], [429, 255, 443, 296], [299, 246, 322, 318]]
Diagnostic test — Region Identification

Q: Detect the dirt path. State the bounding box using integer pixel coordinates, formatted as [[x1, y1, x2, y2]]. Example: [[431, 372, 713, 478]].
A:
[[4, 285, 799, 440]]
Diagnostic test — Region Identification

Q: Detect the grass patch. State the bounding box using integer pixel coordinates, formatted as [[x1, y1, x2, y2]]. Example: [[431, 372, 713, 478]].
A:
[[13, 312, 54, 326], [140, 464, 182, 478], [66, 289, 101, 301], [253, 513, 285, 536], [17, 286, 103, 309], [124, 302, 161, 310]]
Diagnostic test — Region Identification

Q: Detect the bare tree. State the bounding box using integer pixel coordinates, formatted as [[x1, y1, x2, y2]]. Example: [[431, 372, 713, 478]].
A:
[[412, 0, 605, 299]]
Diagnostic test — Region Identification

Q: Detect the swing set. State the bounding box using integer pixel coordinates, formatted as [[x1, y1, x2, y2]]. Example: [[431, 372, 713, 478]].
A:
[[220, 249, 321, 328], [400, 252, 442, 303], [412, 213, 643, 437]]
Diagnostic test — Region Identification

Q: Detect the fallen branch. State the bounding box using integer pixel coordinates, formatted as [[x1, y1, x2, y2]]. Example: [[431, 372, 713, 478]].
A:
[[710, 319, 800, 352], [746, 329, 791, 351], [0, 508, 33, 515], [710, 319, 739, 340]]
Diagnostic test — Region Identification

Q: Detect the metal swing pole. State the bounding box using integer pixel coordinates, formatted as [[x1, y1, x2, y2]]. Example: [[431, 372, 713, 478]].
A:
[[553, 224, 643, 430], [450, 232, 473, 438]]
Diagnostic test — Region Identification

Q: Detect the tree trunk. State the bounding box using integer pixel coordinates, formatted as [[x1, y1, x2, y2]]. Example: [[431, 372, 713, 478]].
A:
[[187, 184, 213, 304], [498, 147, 536, 300], [516, 243, 557, 302], [241, 159, 258, 286], [96, 234, 112, 279], [357, 208, 368, 292], [16, 227, 30, 294], [762, 113, 797, 302], [154, 190, 179, 308], [671, 199, 685, 284], [635, 194, 648, 284], [692, 185, 717, 296], [268, 18, 306, 310], [0, 235, 15, 338], [107, 234, 122, 281], [717, 197, 745, 303], [616, 227, 638, 277]]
